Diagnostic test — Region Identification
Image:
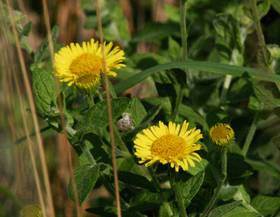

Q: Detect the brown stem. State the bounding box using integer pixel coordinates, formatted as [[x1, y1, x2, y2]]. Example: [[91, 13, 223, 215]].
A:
[[95, 1, 122, 217]]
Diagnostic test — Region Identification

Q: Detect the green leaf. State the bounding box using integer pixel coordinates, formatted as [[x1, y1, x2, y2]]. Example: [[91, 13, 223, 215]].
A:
[[144, 97, 172, 116], [31, 67, 57, 118], [178, 105, 208, 130], [177, 172, 205, 206], [228, 78, 253, 103], [254, 81, 280, 110], [213, 14, 243, 64], [34, 26, 59, 63], [245, 158, 280, 179], [208, 201, 241, 217], [115, 60, 280, 94], [128, 190, 165, 212], [257, 0, 271, 18], [248, 96, 262, 111], [118, 171, 156, 191], [159, 202, 176, 217], [126, 98, 147, 126], [227, 154, 253, 184], [85, 97, 130, 130], [188, 159, 209, 176], [132, 22, 180, 42], [69, 164, 100, 204], [103, 1, 130, 42], [219, 185, 250, 204], [20, 22, 33, 53], [117, 156, 147, 177], [271, 0, 280, 14], [164, 4, 180, 22], [219, 185, 262, 215], [208, 201, 260, 217], [251, 195, 280, 216], [168, 37, 181, 60]]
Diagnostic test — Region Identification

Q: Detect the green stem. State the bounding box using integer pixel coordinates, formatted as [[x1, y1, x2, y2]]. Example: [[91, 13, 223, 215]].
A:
[[171, 0, 189, 120], [249, 0, 269, 67], [113, 125, 131, 156], [148, 167, 161, 192], [220, 75, 232, 103], [180, 0, 188, 60], [87, 91, 95, 108], [201, 149, 227, 217], [15, 126, 51, 144], [242, 112, 259, 156], [171, 86, 184, 121], [170, 170, 188, 217]]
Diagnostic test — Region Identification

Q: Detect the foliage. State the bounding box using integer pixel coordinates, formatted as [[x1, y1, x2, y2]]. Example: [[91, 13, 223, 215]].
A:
[[4, 0, 280, 216]]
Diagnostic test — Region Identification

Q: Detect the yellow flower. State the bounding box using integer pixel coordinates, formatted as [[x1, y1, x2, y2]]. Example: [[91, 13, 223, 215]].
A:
[[54, 39, 125, 89], [20, 204, 42, 217], [134, 121, 203, 172], [209, 123, 234, 146]]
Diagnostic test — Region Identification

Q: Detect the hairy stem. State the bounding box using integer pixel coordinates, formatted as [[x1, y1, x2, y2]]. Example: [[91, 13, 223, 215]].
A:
[[180, 0, 188, 60], [249, 0, 269, 67], [172, 0, 189, 120], [170, 171, 188, 217], [201, 149, 228, 217], [171, 86, 184, 121], [242, 112, 259, 156]]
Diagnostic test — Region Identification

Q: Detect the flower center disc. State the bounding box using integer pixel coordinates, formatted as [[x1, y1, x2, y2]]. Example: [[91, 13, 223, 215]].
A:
[[69, 53, 103, 84], [151, 135, 186, 160], [211, 126, 231, 140]]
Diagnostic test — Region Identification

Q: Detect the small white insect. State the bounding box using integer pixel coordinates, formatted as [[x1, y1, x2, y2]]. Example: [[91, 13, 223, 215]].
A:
[[117, 112, 135, 132]]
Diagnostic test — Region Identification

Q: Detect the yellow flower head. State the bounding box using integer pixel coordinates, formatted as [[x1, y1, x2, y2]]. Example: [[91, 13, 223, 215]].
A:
[[209, 123, 234, 146], [134, 121, 203, 172], [20, 204, 42, 217], [54, 39, 125, 89]]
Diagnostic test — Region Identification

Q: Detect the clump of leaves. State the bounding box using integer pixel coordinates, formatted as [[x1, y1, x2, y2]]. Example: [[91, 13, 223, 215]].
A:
[[16, 0, 280, 216]]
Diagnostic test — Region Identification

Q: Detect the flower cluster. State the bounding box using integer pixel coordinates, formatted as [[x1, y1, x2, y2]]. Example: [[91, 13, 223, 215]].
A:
[[54, 39, 235, 173], [134, 121, 234, 172]]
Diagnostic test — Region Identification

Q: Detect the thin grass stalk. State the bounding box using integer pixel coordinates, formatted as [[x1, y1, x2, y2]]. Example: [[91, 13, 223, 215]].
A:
[[5, 1, 55, 216], [66, 138, 82, 217], [40, 0, 82, 215], [2, 34, 26, 206], [13, 72, 47, 217], [41, 0, 54, 62], [2, 20, 46, 212], [95, 0, 122, 216]]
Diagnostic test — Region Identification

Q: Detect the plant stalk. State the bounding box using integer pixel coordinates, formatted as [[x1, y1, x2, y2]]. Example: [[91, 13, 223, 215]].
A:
[[96, 0, 122, 216], [180, 0, 188, 60], [249, 0, 269, 67], [170, 170, 188, 217], [242, 112, 259, 156], [201, 149, 228, 217], [172, 0, 189, 120]]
